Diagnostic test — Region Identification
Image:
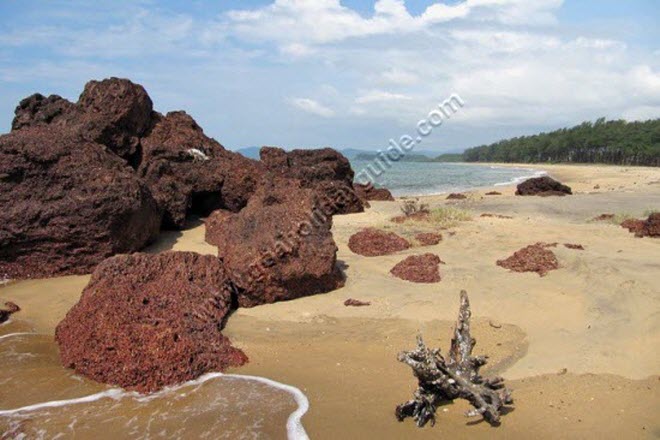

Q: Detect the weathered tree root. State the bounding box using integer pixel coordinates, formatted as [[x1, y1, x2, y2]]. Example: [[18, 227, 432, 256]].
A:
[[395, 290, 512, 427]]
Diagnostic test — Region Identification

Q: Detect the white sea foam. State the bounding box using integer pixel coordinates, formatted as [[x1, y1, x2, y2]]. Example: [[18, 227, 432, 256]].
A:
[[493, 168, 547, 187], [0, 372, 310, 440], [0, 389, 127, 416], [0, 332, 36, 341]]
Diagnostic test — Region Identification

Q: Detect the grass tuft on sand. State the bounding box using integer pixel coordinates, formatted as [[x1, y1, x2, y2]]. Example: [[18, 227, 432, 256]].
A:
[[429, 207, 473, 228]]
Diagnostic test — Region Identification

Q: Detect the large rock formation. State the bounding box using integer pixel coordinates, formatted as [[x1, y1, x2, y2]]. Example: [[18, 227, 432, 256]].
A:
[[0, 126, 161, 279], [138, 111, 263, 228], [13, 78, 154, 162], [348, 228, 411, 257], [205, 176, 344, 307], [260, 146, 364, 214], [10, 78, 265, 230], [515, 176, 572, 196], [55, 252, 247, 392]]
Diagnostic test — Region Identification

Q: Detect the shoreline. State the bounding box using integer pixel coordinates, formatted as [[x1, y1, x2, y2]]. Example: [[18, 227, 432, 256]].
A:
[[2, 162, 659, 438]]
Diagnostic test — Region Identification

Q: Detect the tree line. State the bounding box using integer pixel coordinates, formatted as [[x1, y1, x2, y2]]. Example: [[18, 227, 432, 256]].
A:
[[459, 118, 660, 166]]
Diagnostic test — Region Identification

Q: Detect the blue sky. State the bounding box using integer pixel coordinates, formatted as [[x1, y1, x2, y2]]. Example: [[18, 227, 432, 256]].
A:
[[1, 0, 658, 152]]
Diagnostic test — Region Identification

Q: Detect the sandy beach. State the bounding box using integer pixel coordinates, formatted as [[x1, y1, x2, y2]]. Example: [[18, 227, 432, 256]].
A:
[[2, 163, 659, 439]]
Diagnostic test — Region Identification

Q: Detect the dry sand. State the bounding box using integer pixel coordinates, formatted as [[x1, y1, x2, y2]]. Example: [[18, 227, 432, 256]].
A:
[[1, 163, 659, 439]]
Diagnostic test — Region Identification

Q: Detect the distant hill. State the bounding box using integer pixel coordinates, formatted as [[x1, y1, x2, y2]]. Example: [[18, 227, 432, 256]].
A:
[[235, 146, 261, 159], [433, 153, 463, 162], [354, 152, 434, 162], [463, 118, 660, 166]]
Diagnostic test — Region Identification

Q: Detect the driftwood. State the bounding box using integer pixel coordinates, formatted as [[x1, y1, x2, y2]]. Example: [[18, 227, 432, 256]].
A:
[[395, 290, 512, 427]]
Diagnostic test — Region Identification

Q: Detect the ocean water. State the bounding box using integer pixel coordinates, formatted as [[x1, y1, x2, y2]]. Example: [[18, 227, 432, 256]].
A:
[[0, 328, 309, 440], [350, 160, 545, 196]]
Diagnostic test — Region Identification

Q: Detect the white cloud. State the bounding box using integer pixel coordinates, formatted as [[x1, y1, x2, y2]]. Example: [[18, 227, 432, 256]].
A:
[[1, 0, 658, 148], [380, 68, 419, 85], [355, 90, 412, 104], [289, 97, 335, 117]]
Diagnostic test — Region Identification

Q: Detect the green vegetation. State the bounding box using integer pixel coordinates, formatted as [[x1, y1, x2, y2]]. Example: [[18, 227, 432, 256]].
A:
[[462, 118, 660, 166], [429, 207, 472, 228], [434, 153, 463, 162]]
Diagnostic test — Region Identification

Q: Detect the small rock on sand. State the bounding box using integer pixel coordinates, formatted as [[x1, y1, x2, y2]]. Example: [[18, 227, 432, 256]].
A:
[[390, 253, 442, 283], [348, 228, 411, 257], [497, 243, 559, 277]]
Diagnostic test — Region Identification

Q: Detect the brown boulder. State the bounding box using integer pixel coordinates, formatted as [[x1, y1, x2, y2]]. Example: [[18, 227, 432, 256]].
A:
[[497, 243, 559, 276], [13, 78, 154, 162], [353, 183, 395, 202], [0, 126, 161, 280], [390, 254, 442, 283], [260, 146, 364, 214], [139, 111, 263, 228], [348, 228, 411, 256], [515, 176, 572, 196], [205, 176, 344, 308], [55, 252, 247, 392]]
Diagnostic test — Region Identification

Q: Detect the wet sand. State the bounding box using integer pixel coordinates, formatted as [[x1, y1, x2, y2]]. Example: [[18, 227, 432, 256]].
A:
[[1, 163, 659, 438]]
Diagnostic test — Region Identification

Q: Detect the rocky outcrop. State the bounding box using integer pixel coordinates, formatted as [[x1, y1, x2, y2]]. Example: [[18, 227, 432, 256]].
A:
[[0, 302, 20, 324], [353, 183, 395, 202], [348, 228, 411, 256], [55, 252, 247, 392], [0, 126, 161, 279], [497, 243, 559, 276], [260, 146, 364, 214], [390, 254, 442, 283], [13, 78, 154, 162], [205, 176, 344, 308], [515, 176, 572, 196], [138, 111, 262, 228], [621, 212, 660, 238]]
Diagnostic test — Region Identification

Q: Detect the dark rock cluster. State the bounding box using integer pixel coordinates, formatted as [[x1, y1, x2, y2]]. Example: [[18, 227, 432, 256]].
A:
[[1, 77, 373, 392], [515, 176, 572, 196], [446, 193, 467, 200]]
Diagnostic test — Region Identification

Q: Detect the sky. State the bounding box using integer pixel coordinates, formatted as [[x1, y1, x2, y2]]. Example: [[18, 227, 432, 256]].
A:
[[1, 0, 659, 153]]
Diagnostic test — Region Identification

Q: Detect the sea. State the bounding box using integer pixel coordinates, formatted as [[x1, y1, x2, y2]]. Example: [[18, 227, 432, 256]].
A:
[[349, 160, 545, 196]]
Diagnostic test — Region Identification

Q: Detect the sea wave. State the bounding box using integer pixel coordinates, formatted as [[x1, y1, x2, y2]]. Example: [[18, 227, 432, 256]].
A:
[[0, 370, 310, 440], [493, 169, 547, 187]]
